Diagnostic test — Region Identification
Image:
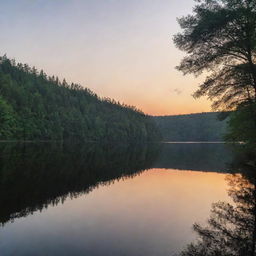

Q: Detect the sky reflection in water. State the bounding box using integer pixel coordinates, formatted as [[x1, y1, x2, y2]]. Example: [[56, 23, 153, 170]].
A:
[[0, 143, 235, 256]]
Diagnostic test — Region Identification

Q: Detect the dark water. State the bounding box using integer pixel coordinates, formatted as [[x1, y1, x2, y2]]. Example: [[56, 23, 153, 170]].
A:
[[0, 142, 254, 256]]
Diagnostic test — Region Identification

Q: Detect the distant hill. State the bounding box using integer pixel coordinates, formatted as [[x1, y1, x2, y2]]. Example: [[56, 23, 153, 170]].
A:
[[153, 112, 228, 142]]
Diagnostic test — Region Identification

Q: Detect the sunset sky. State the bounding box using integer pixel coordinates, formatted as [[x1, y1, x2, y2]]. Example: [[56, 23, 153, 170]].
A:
[[1, 0, 211, 115]]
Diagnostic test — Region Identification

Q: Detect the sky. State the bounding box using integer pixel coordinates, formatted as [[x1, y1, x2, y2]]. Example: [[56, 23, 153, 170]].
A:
[[0, 0, 212, 116]]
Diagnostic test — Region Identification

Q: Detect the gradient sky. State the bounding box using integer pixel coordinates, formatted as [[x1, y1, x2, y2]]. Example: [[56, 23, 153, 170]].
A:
[[1, 0, 211, 115]]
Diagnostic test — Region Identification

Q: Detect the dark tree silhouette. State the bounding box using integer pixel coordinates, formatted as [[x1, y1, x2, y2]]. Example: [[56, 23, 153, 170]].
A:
[[174, 0, 256, 111]]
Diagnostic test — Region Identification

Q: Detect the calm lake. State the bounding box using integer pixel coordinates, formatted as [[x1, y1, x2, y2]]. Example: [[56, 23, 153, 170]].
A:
[[0, 142, 250, 255]]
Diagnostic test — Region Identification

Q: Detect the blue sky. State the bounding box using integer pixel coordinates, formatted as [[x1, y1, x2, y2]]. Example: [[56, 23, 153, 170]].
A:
[[0, 0, 210, 115]]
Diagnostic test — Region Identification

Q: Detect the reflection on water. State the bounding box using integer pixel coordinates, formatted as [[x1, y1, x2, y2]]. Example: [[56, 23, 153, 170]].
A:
[[153, 143, 233, 172], [178, 146, 256, 256], [0, 142, 159, 225], [0, 142, 243, 255]]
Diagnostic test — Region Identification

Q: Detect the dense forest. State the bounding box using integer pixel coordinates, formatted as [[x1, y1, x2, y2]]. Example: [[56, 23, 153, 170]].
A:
[[0, 56, 159, 142], [153, 112, 228, 142]]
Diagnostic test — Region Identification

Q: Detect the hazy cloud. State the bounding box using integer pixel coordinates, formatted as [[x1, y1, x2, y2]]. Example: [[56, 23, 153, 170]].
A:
[[172, 88, 182, 95]]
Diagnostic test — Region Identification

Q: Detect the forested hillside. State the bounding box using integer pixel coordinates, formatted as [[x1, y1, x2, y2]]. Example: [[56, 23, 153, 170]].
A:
[[0, 56, 159, 142], [153, 112, 228, 141]]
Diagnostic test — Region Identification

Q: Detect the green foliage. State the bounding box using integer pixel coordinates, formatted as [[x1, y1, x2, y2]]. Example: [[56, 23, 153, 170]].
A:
[[153, 112, 228, 141], [226, 104, 256, 142], [0, 56, 159, 142], [174, 0, 256, 111], [0, 96, 17, 139]]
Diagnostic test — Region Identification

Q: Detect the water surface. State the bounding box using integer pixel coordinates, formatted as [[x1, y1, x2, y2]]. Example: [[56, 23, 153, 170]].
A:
[[0, 142, 237, 255]]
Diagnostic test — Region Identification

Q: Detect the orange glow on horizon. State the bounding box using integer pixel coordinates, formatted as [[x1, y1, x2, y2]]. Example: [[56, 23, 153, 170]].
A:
[[2, 0, 210, 116]]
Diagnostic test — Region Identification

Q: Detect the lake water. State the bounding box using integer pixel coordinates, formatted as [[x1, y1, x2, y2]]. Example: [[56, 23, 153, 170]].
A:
[[0, 142, 253, 256]]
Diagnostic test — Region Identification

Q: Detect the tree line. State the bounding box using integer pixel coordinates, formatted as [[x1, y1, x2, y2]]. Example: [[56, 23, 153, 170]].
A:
[[153, 112, 228, 141], [0, 56, 159, 142]]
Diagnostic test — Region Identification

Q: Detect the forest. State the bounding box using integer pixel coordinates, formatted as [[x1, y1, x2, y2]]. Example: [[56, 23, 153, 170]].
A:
[[153, 112, 228, 142], [0, 56, 159, 142]]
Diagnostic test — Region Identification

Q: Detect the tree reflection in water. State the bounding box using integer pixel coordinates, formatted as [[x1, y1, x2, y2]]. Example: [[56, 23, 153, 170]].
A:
[[0, 142, 233, 228], [0, 142, 160, 226], [178, 147, 256, 256]]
